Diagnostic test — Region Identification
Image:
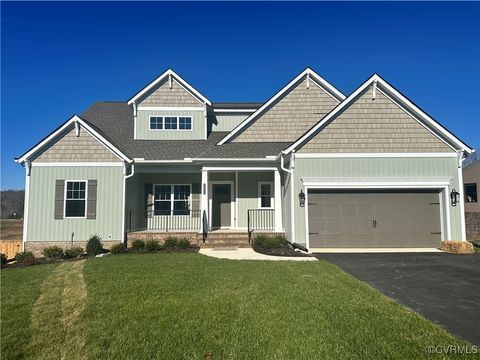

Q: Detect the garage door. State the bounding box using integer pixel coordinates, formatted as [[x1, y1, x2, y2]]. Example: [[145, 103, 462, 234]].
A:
[[307, 190, 442, 248]]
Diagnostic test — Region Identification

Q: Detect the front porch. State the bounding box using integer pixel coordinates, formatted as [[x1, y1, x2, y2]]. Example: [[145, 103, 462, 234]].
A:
[[125, 164, 284, 245]]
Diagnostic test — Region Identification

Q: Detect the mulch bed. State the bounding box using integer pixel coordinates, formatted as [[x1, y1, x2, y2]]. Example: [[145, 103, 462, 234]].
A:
[[253, 245, 311, 257]]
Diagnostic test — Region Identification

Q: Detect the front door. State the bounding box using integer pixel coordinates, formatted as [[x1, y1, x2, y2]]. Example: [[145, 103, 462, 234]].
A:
[[212, 184, 231, 228]]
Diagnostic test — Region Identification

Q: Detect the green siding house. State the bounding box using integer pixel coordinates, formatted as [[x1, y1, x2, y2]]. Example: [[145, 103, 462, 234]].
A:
[[16, 68, 473, 254]]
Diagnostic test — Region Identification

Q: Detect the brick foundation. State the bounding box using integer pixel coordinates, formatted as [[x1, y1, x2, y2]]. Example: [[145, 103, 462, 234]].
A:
[[127, 232, 202, 246], [25, 241, 122, 258], [465, 212, 480, 241]]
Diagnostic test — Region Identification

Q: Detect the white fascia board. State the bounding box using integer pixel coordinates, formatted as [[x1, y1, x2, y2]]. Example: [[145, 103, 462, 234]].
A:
[[16, 115, 132, 164], [285, 74, 473, 154], [217, 68, 345, 145], [192, 158, 276, 162], [212, 109, 257, 113], [133, 159, 193, 164], [294, 152, 458, 158], [127, 69, 211, 106], [202, 166, 278, 171]]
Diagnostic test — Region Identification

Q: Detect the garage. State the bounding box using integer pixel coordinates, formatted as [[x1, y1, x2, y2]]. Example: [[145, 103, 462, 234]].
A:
[[307, 190, 442, 248]]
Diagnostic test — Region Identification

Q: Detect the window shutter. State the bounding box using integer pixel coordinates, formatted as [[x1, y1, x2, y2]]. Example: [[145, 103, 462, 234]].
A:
[[145, 183, 154, 218], [54, 180, 65, 219], [87, 180, 97, 219]]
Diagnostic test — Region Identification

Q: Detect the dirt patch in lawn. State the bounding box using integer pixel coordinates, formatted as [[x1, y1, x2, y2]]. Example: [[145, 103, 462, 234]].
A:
[[253, 245, 311, 257]]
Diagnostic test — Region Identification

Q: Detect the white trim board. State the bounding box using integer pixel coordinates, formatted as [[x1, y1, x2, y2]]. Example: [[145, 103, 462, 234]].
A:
[[31, 162, 123, 167], [217, 68, 345, 145], [16, 115, 132, 164], [294, 153, 458, 159], [128, 69, 211, 106], [285, 74, 473, 154]]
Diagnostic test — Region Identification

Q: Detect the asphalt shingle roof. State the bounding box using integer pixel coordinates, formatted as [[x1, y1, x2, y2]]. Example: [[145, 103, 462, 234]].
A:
[[211, 102, 263, 110], [81, 102, 288, 161]]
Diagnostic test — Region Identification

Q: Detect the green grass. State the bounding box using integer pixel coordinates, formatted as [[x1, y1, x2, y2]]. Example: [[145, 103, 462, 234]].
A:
[[1, 263, 59, 359], [1, 253, 477, 359]]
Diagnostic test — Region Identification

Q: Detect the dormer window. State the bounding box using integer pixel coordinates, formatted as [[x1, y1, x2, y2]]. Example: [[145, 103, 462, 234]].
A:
[[150, 117, 163, 130], [149, 116, 192, 131]]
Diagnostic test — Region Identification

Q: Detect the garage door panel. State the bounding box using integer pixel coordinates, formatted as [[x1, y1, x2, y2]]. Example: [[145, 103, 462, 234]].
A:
[[307, 190, 442, 248]]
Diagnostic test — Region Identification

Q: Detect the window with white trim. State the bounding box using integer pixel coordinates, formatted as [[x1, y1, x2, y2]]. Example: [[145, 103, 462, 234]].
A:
[[150, 116, 163, 130], [149, 116, 192, 131], [65, 181, 86, 217], [258, 182, 273, 208], [154, 184, 191, 215]]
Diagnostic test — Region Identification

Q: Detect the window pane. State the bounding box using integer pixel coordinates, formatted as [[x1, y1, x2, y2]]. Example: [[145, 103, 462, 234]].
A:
[[65, 200, 85, 217], [261, 196, 271, 208], [179, 117, 192, 130], [150, 117, 163, 130], [174, 185, 190, 200], [155, 185, 171, 200], [173, 201, 189, 215], [465, 183, 478, 203], [154, 201, 171, 215], [261, 184, 271, 196], [164, 117, 178, 129]]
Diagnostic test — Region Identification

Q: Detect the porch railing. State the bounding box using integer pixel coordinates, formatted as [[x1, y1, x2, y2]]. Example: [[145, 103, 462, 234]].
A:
[[128, 210, 202, 232], [247, 209, 275, 243]]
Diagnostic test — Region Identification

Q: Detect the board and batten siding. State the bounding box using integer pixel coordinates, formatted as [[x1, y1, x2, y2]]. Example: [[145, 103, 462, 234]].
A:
[[233, 77, 339, 142], [136, 109, 206, 140], [26, 166, 124, 242], [137, 77, 204, 107], [209, 113, 250, 132], [298, 86, 453, 153], [34, 125, 120, 162], [237, 172, 274, 227], [291, 157, 462, 247]]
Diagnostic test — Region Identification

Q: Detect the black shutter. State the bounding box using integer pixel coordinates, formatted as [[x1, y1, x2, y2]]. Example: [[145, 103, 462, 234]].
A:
[[86, 180, 97, 219], [54, 180, 65, 219]]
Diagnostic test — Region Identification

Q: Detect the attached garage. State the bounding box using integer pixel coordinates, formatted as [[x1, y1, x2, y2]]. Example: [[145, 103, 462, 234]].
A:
[[307, 190, 443, 249]]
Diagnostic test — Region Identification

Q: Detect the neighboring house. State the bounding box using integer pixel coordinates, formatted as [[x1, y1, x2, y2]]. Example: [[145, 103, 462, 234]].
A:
[[463, 152, 480, 240], [15, 68, 473, 254]]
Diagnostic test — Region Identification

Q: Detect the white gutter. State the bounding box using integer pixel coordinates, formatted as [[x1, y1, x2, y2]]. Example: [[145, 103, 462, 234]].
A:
[[280, 150, 294, 174]]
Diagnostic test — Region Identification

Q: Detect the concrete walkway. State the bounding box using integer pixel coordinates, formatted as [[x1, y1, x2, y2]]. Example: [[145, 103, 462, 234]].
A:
[[199, 247, 317, 261]]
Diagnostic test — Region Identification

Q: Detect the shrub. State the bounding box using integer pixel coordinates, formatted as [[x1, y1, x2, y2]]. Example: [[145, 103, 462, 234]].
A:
[[0, 253, 7, 268], [42, 246, 64, 260], [110, 243, 126, 254], [145, 240, 160, 251], [254, 235, 289, 249], [15, 251, 35, 266], [131, 240, 145, 251], [177, 238, 191, 249], [86, 234, 104, 256], [164, 236, 178, 248], [64, 247, 84, 259]]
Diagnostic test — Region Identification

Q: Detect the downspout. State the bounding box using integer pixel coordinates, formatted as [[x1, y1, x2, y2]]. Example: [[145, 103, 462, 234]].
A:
[[456, 150, 467, 241], [123, 163, 135, 243], [279, 150, 296, 245]]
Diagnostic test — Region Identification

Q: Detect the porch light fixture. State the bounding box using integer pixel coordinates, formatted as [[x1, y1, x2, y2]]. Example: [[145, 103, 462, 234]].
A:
[[450, 188, 460, 207], [298, 190, 305, 207]]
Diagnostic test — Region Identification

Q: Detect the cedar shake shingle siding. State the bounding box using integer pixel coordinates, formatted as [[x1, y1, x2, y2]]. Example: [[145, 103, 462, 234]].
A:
[[298, 86, 454, 153], [232, 77, 339, 142], [138, 78, 204, 107], [34, 125, 120, 162]]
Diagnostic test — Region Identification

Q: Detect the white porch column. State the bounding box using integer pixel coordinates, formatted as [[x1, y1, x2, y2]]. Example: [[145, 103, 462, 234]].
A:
[[201, 169, 209, 230], [274, 169, 283, 232]]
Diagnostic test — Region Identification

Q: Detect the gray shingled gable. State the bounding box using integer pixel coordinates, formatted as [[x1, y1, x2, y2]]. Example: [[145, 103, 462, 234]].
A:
[[81, 102, 288, 160]]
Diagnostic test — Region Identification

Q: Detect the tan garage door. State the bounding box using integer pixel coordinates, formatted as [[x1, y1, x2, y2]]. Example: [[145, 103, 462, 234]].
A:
[[307, 190, 442, 248]]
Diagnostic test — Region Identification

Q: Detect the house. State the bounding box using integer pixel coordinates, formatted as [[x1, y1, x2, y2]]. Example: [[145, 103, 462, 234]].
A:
[[463, 153, 480, 240], [15, 68, 473, 255]]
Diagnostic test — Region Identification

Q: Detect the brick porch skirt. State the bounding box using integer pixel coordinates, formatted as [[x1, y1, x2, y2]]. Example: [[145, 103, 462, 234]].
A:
[[24, 241, 121, 258]]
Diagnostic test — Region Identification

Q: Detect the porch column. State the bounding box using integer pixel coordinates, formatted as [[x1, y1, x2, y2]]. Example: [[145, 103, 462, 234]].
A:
[[201, 169, 209, 230], [274, 169, 283, 232]]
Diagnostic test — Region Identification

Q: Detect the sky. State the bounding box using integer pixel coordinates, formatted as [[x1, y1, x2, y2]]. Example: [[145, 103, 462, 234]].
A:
[[1, 1, 479, 190]]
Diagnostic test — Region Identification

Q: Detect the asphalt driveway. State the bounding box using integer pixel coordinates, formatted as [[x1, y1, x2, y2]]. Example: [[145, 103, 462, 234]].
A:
[[313, 253, 480, 345]]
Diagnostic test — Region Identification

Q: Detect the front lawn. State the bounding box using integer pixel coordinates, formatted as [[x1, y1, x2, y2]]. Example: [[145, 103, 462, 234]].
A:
[[1, 253, 474, 359]]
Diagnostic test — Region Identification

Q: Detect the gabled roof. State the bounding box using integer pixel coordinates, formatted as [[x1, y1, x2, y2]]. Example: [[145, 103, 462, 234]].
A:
[[284, 73, 474, 154], [127, 68, 211, 106], [15, 115, 132, 164], [216, 68, 346, 145]]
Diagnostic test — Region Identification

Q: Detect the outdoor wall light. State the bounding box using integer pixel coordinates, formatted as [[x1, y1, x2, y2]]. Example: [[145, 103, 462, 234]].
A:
[[450, 188, 460, 207], [298, 189, 305, 207]]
